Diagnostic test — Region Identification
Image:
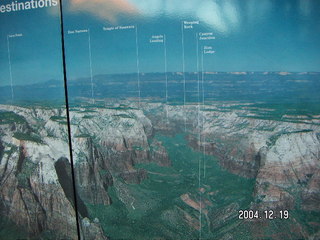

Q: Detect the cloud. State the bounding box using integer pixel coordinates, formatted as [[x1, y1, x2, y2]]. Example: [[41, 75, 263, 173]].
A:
[[127, 0, 243, 34], [197, 1, 228, 33], [245, 0, 272, 21], [127, 0, 233, 33], [67, 0, 273, 35], [68, 0, 138, 23], [222, 0, 240, 27], [299, 0, 312, 16], [127, 0, 163, 16]]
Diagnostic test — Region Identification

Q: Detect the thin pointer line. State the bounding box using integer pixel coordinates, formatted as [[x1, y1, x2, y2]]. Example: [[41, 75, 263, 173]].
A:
[[88, 29, 94, 104], [135, 25, 141, 107], [7, 35, 14, 101], [195, 44, 200, 127], [196, 32, 202, 240], [164, 34, 168, 121], [181, 21, 186, 131], [201, 48, 206, 179], [196, 32, 201, 182]]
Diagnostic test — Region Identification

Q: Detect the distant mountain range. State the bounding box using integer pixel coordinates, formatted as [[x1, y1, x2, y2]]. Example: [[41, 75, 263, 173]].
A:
[[1, 72, 319, 106]]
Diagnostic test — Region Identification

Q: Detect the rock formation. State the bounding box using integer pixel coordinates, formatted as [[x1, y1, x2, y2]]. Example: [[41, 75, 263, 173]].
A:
[[0, 101, 319, 239]]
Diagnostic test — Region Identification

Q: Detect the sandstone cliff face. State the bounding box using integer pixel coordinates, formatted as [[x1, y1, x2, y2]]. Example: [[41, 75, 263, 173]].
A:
[[0, 105, 106, 239], [254, 131, 320, 210], [301, 169, 320, 211], [1, 102, 319, 239], [81, 217, 108, 240], [145, 103, 320, 213], [0, 105, 78, 239], [69, 107, 170, 202], [73, 136, 113, 205], [0, 104, 171, 239]]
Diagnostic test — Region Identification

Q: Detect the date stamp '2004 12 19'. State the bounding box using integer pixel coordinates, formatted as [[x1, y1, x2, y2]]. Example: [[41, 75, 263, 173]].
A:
[[238, 210, 289, 220]]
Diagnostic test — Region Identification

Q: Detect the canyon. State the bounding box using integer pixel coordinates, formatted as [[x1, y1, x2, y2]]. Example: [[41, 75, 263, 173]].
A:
[[0, 101, 319, 239]]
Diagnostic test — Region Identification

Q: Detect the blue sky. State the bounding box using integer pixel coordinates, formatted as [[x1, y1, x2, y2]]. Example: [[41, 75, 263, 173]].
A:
[[0, 1, 62, 86], [0, 0, 320, 86]]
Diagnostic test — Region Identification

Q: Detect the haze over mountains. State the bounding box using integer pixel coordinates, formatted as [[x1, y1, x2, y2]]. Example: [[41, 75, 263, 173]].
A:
[[1, 72, 319, 108]]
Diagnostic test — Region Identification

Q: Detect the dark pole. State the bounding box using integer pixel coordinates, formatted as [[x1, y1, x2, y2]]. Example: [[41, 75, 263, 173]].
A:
[[58, 0, 81, 239]]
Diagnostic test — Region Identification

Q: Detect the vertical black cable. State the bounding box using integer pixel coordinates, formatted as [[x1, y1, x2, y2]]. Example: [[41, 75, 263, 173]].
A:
[[58, 0, 81, 239]]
